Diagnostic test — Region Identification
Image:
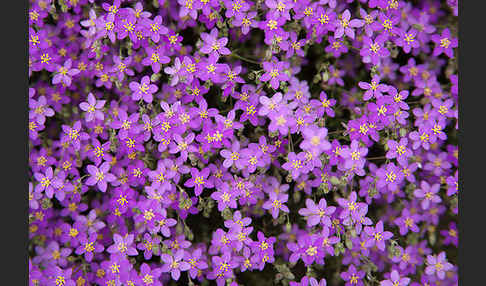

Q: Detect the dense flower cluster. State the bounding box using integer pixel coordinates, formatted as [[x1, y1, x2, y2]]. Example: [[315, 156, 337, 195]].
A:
[[29, 0, 458, 285]]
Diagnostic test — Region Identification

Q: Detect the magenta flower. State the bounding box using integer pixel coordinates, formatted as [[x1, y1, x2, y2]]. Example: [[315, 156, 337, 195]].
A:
[[282, 152, 306, 179], [334, 9, 364, 39], [74, 233, 104, 262], [341, 264, 365, 286], [380, 270, 410, 286], [79, 93, 105, 122], [211, 182, 237, 211], [263, 191, 289, 219], [220, 141, 244, 169], [52, 59, 79, 86], [107, 233, 138, 256], [184, 167, 213, 196], [364, 221, 393, 251], [29, 96, 54, 125], [85, 162, 116, 192], [161, 250, 191, 280], [414, 181, 442, 210], [129, 75, 158, 103], [360, 35, 390, 65], [200, 28, 231, 57], [298, 198, 336, 228], [431, 28, 458, 58], [260, 59, 290, 90], [425, 252, 454, 279], [358, 76, 389, 101], [339, 140, 368, 176]]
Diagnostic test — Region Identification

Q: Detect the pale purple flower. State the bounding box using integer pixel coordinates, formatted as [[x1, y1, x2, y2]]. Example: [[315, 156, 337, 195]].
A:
[[85, 162, 116, 192], [335, 9, 364, 39], [425, 252, 454, 279], [107, 234, 138, 256], [79, 93, 105, 122], [298, 198, 336, 228], [129, 75, 158, 103], [414, 181, 442, 210], [262, 191, 289, 219], [52, 59, 79, 86]]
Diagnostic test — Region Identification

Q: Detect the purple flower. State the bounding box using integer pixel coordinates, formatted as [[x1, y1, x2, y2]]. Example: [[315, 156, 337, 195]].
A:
[[161, 250, 191, 280], [139, 263, 163, 286], [137, 233, 161, 260], [107, 233, 138, 256], [376, 163, 404, 192], [339, 140, 368, 176], [184, 167, 213, 196], [325, 36, 348, 57], [396, 28, 420, 54], [298, 198, 336, 228], [414, 181, 442, 210], [262, 191, 289, 219], [209, 253, 237, 286], [74, 232, 104, 262], [394, 208, 421, 235], [29, 96, 54, 125], [34, 167, 57, 196], [341, 264, 365, 286], [79, 93, 105, 122], [260, 59, 290, 90], [200, 28, 231, 57], [380, 270, 410, 286], [220, 141, 244, 169], [52, 59, 79, 86], [358, 76, 389, 101], [46, 267, 75, 286], [360, 35, 390, 65], [335, 9, 364, 39], [282, 152, 306, 179], [311, 91, 336, 117], [185, 248, 209, 279], [129, 75, 158, 103], [85, 162, 116, 192], [425, 252, 454, 279], [144, 15, 168, 43], [386, 138, 412, 166], [364, 221, 393, 251], [432, 28, 458, 58], [211, 182, 237, 211]]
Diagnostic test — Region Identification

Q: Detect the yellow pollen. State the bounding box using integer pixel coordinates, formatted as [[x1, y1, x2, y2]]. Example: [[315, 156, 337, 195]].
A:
[[370, 43, 380, 53], [55, 276, 65, 286], [374, 232, 383, 241], [231, 152, 240, 161], [440, 38, 451, 48], [404, 33, 415, 44], [84, 242, 94, 252], [306, 246, 317, 256], [144, 209, 155, 221], [267, 20, 277, 30], [385, 171, 396, 182], [221, 192, 231, 202], [52, 250, 61, 260]]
